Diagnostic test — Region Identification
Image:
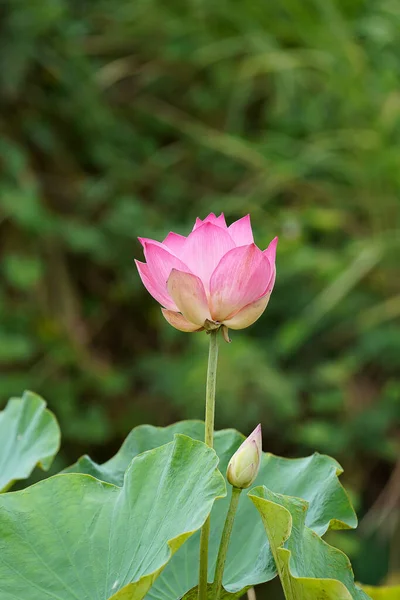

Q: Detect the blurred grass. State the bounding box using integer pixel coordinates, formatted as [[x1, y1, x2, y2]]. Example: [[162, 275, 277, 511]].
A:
[[0, 0, 399, 592]]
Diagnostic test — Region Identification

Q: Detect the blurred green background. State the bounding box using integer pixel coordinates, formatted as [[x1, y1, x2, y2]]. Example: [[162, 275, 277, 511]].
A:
[[0, 0, 399, 596]]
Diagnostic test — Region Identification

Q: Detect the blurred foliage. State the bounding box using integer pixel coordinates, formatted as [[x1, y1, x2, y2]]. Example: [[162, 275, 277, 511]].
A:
[[0, 0, 399, 593]]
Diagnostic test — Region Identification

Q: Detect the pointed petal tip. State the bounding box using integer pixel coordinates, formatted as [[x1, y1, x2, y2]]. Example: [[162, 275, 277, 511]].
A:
[[162, 232, 187, 252], [166, 268, 180, 290], [134, 258, 147, 272], [248, 423, 262, 456], [138, 237, 159, 250], [193, 220, 227, 233], [204, 212, 223, 220], [199, 213, 228, 229], [252, 423, 262, 440], [269, 236, 279, 249], [228, 214, 254, 246], [248, 423, 262, 440], [264, 236, 278, 263]]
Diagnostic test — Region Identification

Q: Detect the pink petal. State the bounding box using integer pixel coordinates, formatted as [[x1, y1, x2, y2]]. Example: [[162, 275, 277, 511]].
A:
[[192, 213, 227, 231], [192, 217, 204, 231], [206, 213, 227, 228], [228, 214, 254, 247], [181, 222, 235, 293], [222, 293, 270, 330], [141, 242, 192, 309], [163, 232, 187, 257], [167, 269, 211, 326], [210, 244, 272, 321], [135, 260, 177, 310], [264, 236, 278, 265], [247, 423, 262, 455], [161, 309, 202, 332], [263, 237, 278, 294], [138, 237, 167, 250], [265, 262, 276, 295]]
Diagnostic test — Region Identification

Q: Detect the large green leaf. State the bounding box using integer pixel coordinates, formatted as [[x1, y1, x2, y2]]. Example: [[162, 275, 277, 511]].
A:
[[66, 421, 358, 599], [249, 486, 371, 600], [0, 434, 225, 600], [65, 421, 208, 486], [0, 390, 60, 492], [360, 584, 400, 600], [181, 585, 243, 599]]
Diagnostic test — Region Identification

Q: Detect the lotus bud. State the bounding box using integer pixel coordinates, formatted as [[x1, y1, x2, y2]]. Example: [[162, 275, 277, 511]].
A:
[[226, 424, 262, 489]]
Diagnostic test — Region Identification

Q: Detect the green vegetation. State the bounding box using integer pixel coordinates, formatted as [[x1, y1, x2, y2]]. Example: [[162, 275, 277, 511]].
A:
[[0, 0, 399, 592], [0, 432, 225, 599]]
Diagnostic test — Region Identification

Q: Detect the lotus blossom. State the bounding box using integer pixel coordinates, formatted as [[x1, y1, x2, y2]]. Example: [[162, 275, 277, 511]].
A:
[[135, 213, 277, 333], [227, 424, 262, 489]]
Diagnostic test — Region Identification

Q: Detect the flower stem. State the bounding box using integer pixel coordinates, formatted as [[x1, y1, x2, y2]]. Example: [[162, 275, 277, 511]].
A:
[[198, 329, 219, 600], [212, 486, 242, 600], [204, 329, 219, 448]]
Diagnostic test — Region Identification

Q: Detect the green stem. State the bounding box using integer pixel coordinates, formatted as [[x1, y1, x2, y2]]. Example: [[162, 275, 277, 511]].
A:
[[198, 329, 219, 600], [212, 486, 242, 600], [204, 329, 219, 448]]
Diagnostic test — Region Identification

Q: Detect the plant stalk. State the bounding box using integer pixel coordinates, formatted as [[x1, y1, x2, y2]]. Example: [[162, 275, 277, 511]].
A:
[[203, 328, 219, 448], [212, 486, 242, 600], [198, 329, 219, 600]]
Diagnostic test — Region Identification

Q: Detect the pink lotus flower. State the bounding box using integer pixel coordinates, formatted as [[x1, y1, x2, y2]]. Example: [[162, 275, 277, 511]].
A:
[[135, 213, 277, 333]]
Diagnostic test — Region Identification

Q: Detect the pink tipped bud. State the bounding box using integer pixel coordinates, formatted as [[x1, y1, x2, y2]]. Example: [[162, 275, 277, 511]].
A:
[[226, 424, 262, 489]]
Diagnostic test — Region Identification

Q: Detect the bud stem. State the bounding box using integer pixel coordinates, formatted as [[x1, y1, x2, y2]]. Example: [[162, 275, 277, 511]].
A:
[[198, 329, 219, 600], [212, 486, 242, 600]]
